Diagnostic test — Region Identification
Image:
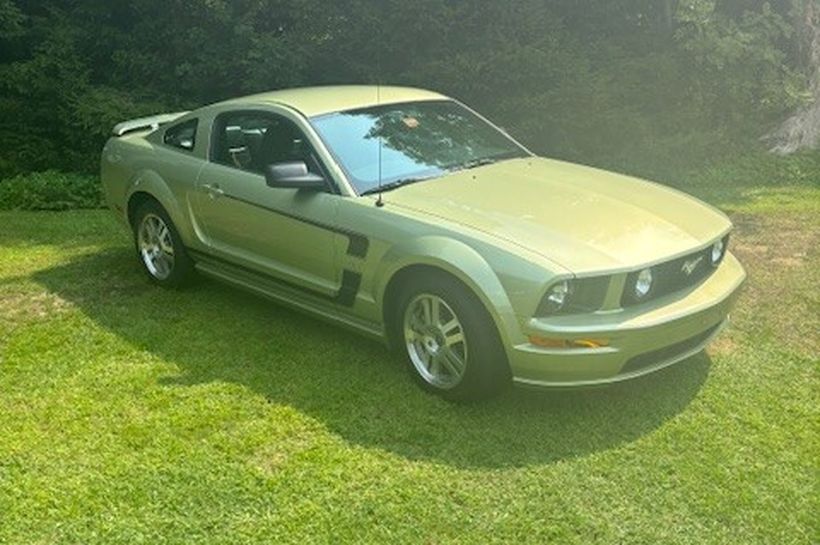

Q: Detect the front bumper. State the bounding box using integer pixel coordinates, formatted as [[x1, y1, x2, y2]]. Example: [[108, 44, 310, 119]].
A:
[[509, 252, 746, 387]]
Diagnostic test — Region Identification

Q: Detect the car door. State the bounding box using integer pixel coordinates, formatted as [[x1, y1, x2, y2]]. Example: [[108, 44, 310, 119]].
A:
[[193, 109, 344, 297]]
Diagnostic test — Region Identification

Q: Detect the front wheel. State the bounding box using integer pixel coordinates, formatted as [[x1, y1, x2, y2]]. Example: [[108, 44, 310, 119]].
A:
[[395, 273, 510, 401], [133, 200, 195, 287]]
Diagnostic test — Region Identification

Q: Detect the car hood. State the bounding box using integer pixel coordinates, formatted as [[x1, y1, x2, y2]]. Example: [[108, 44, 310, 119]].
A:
[[385, 157, 731, 274]]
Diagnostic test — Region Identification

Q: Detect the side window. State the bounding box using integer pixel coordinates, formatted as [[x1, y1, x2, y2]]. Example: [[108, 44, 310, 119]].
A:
[[211, 112, 323, 177], [164, 119, 198, 151]]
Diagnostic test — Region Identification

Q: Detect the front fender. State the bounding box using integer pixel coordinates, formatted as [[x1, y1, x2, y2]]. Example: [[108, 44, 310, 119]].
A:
[[374, 235, 524, 352]]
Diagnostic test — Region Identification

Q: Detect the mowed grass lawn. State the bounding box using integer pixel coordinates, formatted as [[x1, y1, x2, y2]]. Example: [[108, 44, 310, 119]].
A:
[[0, 155, 818, 544]]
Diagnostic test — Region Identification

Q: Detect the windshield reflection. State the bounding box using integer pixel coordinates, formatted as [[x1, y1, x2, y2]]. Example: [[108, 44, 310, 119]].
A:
[[311, 100, 528, 194]]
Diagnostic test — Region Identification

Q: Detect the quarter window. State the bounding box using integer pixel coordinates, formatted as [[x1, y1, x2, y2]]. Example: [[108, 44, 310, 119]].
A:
[[163, 119, 198, 151]]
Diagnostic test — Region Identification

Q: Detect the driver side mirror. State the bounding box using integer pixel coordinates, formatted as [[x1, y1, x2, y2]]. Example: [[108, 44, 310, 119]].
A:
[[264, 161, 326, 190]]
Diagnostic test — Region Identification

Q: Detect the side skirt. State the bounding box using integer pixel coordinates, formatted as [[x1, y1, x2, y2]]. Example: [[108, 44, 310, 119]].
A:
[[190, 250, 385, 342]]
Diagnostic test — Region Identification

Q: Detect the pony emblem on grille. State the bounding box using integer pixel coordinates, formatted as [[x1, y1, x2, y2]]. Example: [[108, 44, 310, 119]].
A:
[[681, 255, 704, 276]]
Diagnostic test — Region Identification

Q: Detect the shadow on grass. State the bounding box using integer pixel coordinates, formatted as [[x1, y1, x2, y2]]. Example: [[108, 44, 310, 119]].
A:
[[34, 248, 710, 469]]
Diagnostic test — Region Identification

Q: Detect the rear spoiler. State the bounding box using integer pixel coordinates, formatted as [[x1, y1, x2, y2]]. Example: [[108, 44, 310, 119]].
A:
[[112, 111, 190, 137]]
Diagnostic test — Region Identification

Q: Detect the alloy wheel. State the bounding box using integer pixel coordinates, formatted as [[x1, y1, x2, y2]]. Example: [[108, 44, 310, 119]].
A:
[[403, 293, 468, 389], [138, 213, 175, 280]]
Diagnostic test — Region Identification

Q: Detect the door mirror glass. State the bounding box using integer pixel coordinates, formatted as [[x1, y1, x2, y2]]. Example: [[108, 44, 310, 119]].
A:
[[264, 161, 326, 190]]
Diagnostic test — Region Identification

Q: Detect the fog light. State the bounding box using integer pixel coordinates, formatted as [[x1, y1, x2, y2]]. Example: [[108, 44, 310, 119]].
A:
[[634, 268, 654, 299], [711, 238, 726, 265]]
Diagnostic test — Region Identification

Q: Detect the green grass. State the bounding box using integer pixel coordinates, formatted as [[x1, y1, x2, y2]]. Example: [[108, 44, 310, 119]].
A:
[[0, 153, 818, 544]]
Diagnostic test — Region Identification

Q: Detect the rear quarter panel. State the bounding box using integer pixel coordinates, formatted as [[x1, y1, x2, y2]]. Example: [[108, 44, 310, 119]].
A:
[[101, 122, 209, 247], [100, 132, 152, 224]]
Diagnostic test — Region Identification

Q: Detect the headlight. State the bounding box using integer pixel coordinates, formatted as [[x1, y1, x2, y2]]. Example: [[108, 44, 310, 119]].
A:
[[535, 277, 609, 317], [544, 280, 572, 312], [711, 237, 727, 265], [634, 268, 654, 299]]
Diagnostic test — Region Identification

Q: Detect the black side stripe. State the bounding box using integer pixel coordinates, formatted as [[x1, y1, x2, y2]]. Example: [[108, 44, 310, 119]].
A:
[[346, 235, 369, 258], [188, 248, 362, 307], [336, 270, 362, 307], [222, 193, 369, 258]]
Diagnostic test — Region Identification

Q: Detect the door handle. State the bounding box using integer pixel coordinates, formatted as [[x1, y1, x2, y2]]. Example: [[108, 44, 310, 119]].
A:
[[202, 183, 225, 198]]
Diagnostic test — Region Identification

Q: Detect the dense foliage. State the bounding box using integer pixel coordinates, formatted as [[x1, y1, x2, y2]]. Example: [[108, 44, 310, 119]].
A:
[[0, 0, 812, 180], [0, 170, 102, 210]]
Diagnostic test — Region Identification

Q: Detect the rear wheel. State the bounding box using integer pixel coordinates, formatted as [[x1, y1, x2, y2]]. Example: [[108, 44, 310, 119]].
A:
[[395, 272, 510, 401], [133, 200, 195, 287]]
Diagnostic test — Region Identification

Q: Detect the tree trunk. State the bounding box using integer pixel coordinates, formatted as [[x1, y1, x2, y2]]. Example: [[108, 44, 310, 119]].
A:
[[766, 0, 820, 154], [662, 0, 677, 34]]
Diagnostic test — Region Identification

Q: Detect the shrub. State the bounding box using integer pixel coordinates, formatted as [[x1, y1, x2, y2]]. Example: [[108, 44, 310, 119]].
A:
[[0, 170, 104, 211]]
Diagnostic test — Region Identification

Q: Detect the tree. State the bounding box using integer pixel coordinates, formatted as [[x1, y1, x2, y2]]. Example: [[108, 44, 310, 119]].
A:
[[0, 0, 812, 177], [0, 0, 23, 36], [766, 0, 820, 153]]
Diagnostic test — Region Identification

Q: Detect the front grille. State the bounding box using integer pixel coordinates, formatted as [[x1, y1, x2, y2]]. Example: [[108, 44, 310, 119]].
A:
[[621, 237, 728, 307], [621, 323, 720, 375]]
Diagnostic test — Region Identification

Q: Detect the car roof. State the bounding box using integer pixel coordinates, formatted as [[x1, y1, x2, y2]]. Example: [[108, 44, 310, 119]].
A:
[[215, 85, 449, 117]]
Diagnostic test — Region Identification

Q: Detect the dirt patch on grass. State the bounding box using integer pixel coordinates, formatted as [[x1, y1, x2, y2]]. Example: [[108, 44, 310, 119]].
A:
[[251, 433, 319, 475], [731, 213, 815, 266], [709, 334, 739, 357], [0, 289, 74, 356], [0, 290, 72, 325], [727, 211, 819, 357]]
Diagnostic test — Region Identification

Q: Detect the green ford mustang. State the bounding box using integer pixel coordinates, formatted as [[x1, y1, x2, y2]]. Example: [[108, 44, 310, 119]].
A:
[[101, 85, 746, 400]]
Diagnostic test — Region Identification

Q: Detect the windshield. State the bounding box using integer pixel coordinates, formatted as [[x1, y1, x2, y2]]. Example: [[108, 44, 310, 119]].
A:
[[310, 100, 529, 195]]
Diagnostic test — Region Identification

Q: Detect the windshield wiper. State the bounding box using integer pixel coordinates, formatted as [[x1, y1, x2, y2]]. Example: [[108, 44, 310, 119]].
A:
[[360, 176, 433, 196], [451, 157, 500, 172]]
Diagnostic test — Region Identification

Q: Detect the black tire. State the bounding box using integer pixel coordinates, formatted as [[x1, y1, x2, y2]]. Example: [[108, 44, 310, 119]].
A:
[[393, 272, 510, 402], [132, 200, 195, 288]]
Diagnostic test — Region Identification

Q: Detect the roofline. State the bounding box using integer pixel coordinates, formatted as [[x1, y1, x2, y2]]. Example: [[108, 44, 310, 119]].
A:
[[212, 85, 451, 117]]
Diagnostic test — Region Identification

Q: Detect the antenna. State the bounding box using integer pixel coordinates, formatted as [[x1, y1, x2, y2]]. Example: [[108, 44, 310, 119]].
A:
[[374, 32, 385, 208], [375, 83, 384, 207]]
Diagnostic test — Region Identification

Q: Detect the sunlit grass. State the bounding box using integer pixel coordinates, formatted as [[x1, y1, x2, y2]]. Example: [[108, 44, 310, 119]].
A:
[[0, 156, 817, 544]]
